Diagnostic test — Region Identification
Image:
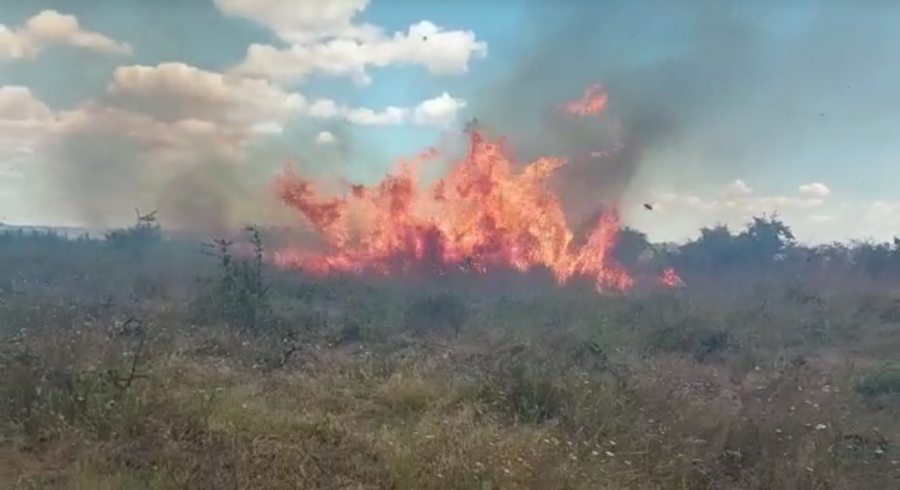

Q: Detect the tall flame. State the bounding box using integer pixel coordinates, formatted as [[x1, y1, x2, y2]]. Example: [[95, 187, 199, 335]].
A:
[[271, 85, 681, 292]]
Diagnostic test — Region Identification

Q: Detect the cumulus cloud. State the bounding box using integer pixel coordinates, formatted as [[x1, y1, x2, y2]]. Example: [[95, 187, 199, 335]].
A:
[[345, 106, 407, 126], [303, 93, 466, 127], [5, 1, 476, 230], [0, 85, 53, 120], [105, 62, 307, 126], [213, 0, 370, 40], [412, 92, 466, 127], [629, 179, 900, 243], [0, 10, 131, 61], [860, 201, 900, 236], [0, 86, 55, 159], [3, 64, 309, 230], [6, 62, 461, 230], [316, 131, 336, 144], [720, 179, 754, 198], [798, 182, 831, 198], [217, 0, 486, 85], [655, 179, 830, 215]]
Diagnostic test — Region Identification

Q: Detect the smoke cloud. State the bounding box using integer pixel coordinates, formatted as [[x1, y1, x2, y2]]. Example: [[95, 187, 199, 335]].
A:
[[39, 104, 356, 235], [465, 0, 899, 223]]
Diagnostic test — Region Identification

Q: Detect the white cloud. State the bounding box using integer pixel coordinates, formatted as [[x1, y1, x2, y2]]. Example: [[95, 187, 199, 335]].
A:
[[861, 200, 900, 230], [251, 121, 284, 134], [0, 10, 131, 61], [308, 99, 341, 118], [635, 179, 843, 242], [2, 4, 482, 227], [0, 62, 313, 173], [0, 86, 55, 159], [345, 106, 407, 125], [0, 85, 53, 120], [0, 72, 274, 173], [798, 182, 831, 198], [105, 62, 307, 126], [0, 63, 466, 169], [303, 93, 466, 127], [720, 179, 753, 198], [412, 92, 466, 126], [213, 0, 370, 40], [316, 131, 335, 144], [635, 179, 900, 243], [219, 0, 487, 86]]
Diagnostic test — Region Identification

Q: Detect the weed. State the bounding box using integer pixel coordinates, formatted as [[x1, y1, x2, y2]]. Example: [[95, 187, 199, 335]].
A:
[[198, 226, 271, 333]]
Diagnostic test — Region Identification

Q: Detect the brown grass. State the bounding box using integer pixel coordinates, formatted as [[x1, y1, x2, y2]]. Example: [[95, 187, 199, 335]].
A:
[[1, 232, 899, 489]]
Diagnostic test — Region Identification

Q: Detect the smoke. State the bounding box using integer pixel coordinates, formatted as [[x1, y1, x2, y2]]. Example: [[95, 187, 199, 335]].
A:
[[465, 1, 760, 221], [465, 0, 898, 224], [34, 0, 899, 235], [39, 104, 357, 235]]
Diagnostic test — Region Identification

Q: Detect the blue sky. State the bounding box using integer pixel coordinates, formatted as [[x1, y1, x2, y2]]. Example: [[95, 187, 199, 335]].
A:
[[0, 0, 898, 242]]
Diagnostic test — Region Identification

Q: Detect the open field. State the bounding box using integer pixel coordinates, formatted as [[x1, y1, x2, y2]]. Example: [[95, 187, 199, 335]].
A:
[[1, 217, 899, 489]]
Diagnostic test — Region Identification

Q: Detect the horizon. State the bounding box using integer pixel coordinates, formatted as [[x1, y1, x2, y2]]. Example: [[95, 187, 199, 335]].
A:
[[1, 210, 895, 247]]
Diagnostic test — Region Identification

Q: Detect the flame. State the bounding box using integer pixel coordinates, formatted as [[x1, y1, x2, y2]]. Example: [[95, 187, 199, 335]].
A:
[[660, 267, 685, 288], [271, 85, 682, 292], [564, 83, 608, 119]]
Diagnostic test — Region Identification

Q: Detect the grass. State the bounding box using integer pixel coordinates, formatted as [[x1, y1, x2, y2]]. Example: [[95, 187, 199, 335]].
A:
[[0, 220, 899, 489]]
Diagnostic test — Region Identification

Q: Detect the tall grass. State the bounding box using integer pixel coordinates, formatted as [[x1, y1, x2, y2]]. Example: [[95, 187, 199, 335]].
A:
[[0, 215, 898, 489]]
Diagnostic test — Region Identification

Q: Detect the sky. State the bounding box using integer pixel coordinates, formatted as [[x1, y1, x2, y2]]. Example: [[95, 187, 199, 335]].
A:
[[0, 0, 898, 243]]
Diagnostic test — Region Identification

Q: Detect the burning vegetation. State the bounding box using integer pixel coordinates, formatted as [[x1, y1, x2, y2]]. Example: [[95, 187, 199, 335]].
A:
[[272, 85, 681, 292]]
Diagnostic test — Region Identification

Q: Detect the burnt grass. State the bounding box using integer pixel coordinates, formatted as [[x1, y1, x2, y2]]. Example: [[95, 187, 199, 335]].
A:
[[1, 218, 900, 489]]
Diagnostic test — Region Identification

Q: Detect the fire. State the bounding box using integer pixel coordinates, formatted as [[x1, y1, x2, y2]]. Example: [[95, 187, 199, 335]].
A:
[[271, 85, 682, 292], [565, 83, 608, 119], [660, 267, 685, 288]]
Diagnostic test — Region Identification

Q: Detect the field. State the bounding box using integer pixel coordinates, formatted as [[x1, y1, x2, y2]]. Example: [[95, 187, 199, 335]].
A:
[[1, 216, 899, 490]]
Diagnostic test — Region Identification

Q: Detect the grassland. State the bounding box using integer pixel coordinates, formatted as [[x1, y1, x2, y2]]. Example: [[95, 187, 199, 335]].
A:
[[1, 217, 899, 489]]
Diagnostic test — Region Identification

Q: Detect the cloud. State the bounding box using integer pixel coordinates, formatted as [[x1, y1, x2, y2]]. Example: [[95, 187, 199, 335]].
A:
[[721, 179, 754, 198], [6, 64, 462, 230], [630, 179, 831, 242], [655, 179, 829, 214], [101, 64, 466, 128], [218, 0, 486, 85], [628, 179, 900, 243], [0, 10, 131, 61], [798, 182, 831, 198], [213, 0, 370, 40], [104, 63, 307, 127], [861, 201, 900, 236], [4, 2, 476, 229], [0, 85, 53, 120], [0, 86, 55, 159], [345, 106, 407, 126], [2, 67, 301, 230], [302, 93, 466, 127], [413, 92, 466, 127], [316, 131, 336, 144]]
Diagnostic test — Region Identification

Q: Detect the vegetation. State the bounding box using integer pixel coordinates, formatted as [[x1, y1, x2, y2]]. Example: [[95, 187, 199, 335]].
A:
[[0, 214, 899, 489]]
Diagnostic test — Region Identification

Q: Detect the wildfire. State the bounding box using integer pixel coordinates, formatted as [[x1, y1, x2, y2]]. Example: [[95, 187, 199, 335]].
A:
[[271, 85, 682, 292]]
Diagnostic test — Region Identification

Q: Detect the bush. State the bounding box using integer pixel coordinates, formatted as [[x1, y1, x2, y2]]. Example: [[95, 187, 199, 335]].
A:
[[857, 365, 900, 400], [197, 226, 271, 333]]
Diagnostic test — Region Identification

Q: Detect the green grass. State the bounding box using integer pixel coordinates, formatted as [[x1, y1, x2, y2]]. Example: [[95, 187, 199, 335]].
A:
[[0, 224, 899, 489]]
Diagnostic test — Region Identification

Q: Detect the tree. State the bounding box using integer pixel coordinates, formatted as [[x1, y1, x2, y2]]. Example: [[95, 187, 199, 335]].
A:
[[612, 227, 651, 269], [673, 224, 738, 272], [736, 214, 795, 263]]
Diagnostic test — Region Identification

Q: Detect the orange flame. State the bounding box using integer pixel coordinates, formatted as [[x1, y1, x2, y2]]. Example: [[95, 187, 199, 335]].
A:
[[271, 85, 681, 292]]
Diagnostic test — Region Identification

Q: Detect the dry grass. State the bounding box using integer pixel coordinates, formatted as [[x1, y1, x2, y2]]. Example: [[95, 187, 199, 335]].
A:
[[1, 231, 899, 489]]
